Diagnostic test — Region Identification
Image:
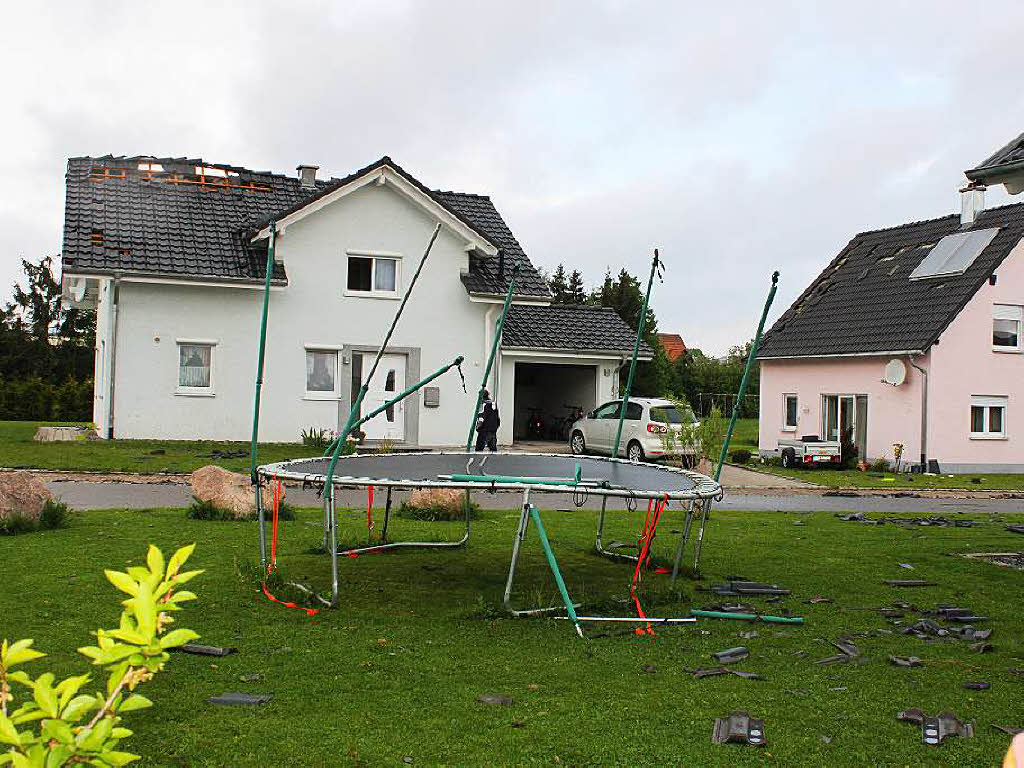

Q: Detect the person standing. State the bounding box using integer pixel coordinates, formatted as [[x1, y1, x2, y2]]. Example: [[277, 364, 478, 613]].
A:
[[475, 389, 500, 452]]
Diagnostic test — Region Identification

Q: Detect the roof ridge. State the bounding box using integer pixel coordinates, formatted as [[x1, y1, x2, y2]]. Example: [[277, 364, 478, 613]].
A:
[[68, 154, 304, 184], [434, 190, 491, 199], [853, 200, 1024, 239]]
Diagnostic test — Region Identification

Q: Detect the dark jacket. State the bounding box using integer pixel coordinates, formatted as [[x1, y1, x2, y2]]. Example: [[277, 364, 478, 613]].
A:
[[476, 399, 500, 433]]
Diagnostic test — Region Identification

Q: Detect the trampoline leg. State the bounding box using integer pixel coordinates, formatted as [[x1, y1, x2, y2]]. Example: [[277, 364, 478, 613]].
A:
[[329, 491, 340, 609], [529, 504, 584, 638], [321, 493, 330, 553], [256, 479, 267, 571], [503, 492, 531, 615], [693, 498, 714, 573], [670, 500, 695, 584], [381, 487, 392, 542], [595, 495, 639, 563]]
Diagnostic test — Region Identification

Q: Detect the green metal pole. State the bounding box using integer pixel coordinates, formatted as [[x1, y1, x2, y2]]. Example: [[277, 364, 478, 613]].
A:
[[466, 266, 519, 451], [690, 609, 803, 625], [323, 224, 441, 501], [249, 221, 276, 484], [612, 249, 661, 458], [714, 271, 779, 482], [528, 505, 583, 637], [353, 356, 464, 431]]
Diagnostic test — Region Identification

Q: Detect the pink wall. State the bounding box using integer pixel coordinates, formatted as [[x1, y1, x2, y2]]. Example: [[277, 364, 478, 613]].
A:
[[759, 355, 926, 465], [759, 239, 1024, 472], [928, 241, 1024, 470]]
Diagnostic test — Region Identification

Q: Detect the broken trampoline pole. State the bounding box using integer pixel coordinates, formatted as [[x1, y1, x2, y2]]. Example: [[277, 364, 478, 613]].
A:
[[691, 270, 779, 573], [611, 248, 662, 459], [352, 355, 466, 433], [466, 265, 519, 451], [690, 609, 804, 625], [250, 220, 277, 485]]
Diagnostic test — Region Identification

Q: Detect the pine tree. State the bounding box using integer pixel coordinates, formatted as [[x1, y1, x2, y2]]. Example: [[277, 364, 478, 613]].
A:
[[567, 270, 586, 304], [547, 263, 569, 303]]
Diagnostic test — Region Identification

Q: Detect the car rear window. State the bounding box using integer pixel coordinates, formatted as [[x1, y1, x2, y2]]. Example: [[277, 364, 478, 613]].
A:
[[650, 406, 693, 424]]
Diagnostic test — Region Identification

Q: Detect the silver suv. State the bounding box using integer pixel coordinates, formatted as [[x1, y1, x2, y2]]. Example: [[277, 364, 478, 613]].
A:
[[568, 397, 699, 462]]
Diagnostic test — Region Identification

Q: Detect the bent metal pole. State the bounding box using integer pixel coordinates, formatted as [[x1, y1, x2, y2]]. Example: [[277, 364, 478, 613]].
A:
[[323, 223, 441, 502], [611, 249, 662, 459], [466, 265, 518, 451], [250, 220, 277, 485]]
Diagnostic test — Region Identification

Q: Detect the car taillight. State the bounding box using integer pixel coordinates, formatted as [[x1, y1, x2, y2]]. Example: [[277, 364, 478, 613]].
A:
[[646, 423, 667, 434]]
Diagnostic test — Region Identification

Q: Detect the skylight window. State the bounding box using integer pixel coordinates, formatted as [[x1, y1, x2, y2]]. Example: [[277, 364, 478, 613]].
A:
[[909, 228, 1000, 280]]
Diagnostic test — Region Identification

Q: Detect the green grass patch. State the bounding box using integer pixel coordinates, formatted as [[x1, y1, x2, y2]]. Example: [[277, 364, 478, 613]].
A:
[[1, 504, 1022, 764], [0, 420, 309, 474], [753, 463, 1024, 491], [0, 500, 71, 535]]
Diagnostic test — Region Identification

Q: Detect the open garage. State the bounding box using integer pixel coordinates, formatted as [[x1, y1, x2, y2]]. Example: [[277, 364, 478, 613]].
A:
[[512, 362, 598, 441]]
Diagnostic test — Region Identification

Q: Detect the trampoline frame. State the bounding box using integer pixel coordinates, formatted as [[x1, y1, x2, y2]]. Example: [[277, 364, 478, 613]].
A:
[[255, 451, 722, 632]]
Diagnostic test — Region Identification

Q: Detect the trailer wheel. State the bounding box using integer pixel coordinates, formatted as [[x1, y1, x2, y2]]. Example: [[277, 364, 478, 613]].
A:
[[781, 448, 796, 469]]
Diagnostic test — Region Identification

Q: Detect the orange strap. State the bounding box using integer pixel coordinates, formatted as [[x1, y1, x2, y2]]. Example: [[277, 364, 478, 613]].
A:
[[367, 485, 375, 535], [630, 495, 668, 635], [262, 477, 320, 617]]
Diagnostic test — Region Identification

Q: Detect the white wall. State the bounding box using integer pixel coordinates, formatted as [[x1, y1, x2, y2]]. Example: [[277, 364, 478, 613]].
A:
[[111, 182, 489, 443]]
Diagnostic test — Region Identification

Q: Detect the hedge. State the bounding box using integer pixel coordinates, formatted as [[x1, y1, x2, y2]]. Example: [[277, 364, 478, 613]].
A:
[[0, 377, 93, 421]]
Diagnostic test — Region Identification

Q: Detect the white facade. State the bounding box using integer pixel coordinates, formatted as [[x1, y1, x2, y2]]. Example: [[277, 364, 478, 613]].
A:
[[84, 178, 622, 446]]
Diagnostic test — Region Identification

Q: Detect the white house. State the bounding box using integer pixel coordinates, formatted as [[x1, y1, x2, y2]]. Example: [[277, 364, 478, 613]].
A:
[[60, 155, 650, 446]]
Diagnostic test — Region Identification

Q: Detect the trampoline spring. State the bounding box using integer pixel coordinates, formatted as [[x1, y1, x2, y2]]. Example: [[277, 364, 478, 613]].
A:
[[573, 487, 589, 507]]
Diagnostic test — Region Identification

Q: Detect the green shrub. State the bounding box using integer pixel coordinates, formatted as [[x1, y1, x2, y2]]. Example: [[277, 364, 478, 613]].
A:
[[397, 489, 480, 522], [0, 376, 92, 420], [869, 457, 891, 473], [186, 497, 295, 521], [0, 500, 72, 535], [730, 449, 752, 464]]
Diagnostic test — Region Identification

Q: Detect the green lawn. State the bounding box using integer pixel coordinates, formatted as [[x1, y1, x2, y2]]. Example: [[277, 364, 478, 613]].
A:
[[753, 464, 1024, 491], [727, 418, 759, 455], [3, 504, 1023, 765], [0, 421, 309, 474]]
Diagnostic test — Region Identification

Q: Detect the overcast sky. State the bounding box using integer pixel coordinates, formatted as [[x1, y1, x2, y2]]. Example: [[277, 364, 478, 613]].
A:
[[3, 1, 1024, 354]]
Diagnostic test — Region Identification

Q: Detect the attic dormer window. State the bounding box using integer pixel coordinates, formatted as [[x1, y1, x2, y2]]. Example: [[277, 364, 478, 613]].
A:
[[345, 251, 400, 298]]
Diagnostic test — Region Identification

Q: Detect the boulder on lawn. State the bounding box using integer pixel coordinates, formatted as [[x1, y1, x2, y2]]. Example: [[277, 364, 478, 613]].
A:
[[190, 465, 283, 521], [33, 426, 90, 442], [406, 488, 464, 515], [0, 471, 54, 526]]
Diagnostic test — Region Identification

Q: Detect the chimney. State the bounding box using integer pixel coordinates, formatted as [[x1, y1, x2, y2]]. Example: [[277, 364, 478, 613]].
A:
[[297, 164, 319, 189], [960, 181, 985, 226]]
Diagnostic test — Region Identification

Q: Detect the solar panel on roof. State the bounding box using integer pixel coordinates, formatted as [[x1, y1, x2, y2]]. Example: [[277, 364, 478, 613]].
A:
[[909, 227, 1000, 280]]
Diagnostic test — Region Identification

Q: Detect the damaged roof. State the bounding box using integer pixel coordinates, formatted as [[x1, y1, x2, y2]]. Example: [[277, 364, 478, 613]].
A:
[[61, 154, 551, 296], [503, 304, 653, 356], [757, 203, 1024, 359]]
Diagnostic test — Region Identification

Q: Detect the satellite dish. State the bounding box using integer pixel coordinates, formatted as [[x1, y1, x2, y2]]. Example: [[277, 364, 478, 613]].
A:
[[883, 358, 907, 386]]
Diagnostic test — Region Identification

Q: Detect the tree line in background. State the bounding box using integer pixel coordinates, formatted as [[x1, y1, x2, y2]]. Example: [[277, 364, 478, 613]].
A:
[[546, 263, 759, 417], [0, 256, 94, 420]]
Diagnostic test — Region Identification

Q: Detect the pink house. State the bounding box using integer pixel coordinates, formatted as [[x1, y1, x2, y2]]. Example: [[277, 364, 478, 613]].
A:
[[757, 133, 1024, 473]]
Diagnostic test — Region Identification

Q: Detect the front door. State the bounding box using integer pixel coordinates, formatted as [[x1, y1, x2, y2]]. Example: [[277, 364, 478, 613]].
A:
[[360, 352, 406, 441]]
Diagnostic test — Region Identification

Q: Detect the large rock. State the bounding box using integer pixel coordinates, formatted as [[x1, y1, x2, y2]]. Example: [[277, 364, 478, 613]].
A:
[[190, 465, 283, 520], [406, 488, 464, 514], [0, 471, 54, 525], [34, 426, 90, 442]]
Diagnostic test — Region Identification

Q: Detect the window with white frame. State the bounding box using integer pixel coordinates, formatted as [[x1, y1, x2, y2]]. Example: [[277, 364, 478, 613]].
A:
[[993, 304, 1022, 351], [970, 395, 1007, 439], [346, 252, 399, 296], [783, 394, 798, 430], [305, 349, 339, 397], [177, 342, 214, 393]]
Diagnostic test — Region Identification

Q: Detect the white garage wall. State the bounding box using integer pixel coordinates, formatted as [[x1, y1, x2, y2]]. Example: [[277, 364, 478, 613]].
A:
[[111, 182, 488, 443]]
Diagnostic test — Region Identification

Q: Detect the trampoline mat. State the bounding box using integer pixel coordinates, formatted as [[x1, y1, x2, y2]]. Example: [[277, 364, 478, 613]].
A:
[[260, 452, 717, 497]]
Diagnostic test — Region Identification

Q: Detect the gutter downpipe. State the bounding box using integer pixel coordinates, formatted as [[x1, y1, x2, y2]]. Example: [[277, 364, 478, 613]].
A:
[[106, 275, 121, 439], [907, 355, 928, 470]]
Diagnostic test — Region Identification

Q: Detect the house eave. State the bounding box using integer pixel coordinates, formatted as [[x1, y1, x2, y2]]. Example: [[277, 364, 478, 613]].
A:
[[757, 349, 927, 361], [502, 346, 653, 361], [61, 268, 288, 290]]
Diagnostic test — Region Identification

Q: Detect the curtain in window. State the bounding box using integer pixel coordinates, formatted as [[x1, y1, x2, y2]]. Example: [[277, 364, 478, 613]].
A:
[[375, 259, 397, 292], [179, 345, 211, 387], [306, 351, 336, 392]]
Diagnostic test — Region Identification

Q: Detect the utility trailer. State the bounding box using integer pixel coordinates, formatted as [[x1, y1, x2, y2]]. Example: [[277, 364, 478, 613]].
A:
[[777, 436, 841, 468]]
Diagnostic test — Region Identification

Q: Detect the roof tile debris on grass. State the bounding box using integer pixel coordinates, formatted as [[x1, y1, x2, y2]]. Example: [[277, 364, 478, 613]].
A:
[[757, 203, 1024, 358]]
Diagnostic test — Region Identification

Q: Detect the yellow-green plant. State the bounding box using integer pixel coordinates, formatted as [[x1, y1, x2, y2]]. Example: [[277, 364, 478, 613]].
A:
[[0, 544, 202, 767]]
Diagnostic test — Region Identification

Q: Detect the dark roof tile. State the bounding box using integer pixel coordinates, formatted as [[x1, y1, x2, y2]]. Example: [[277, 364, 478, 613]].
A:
[[757, 203, 1024, 359], [503, 304, 652, 355]]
